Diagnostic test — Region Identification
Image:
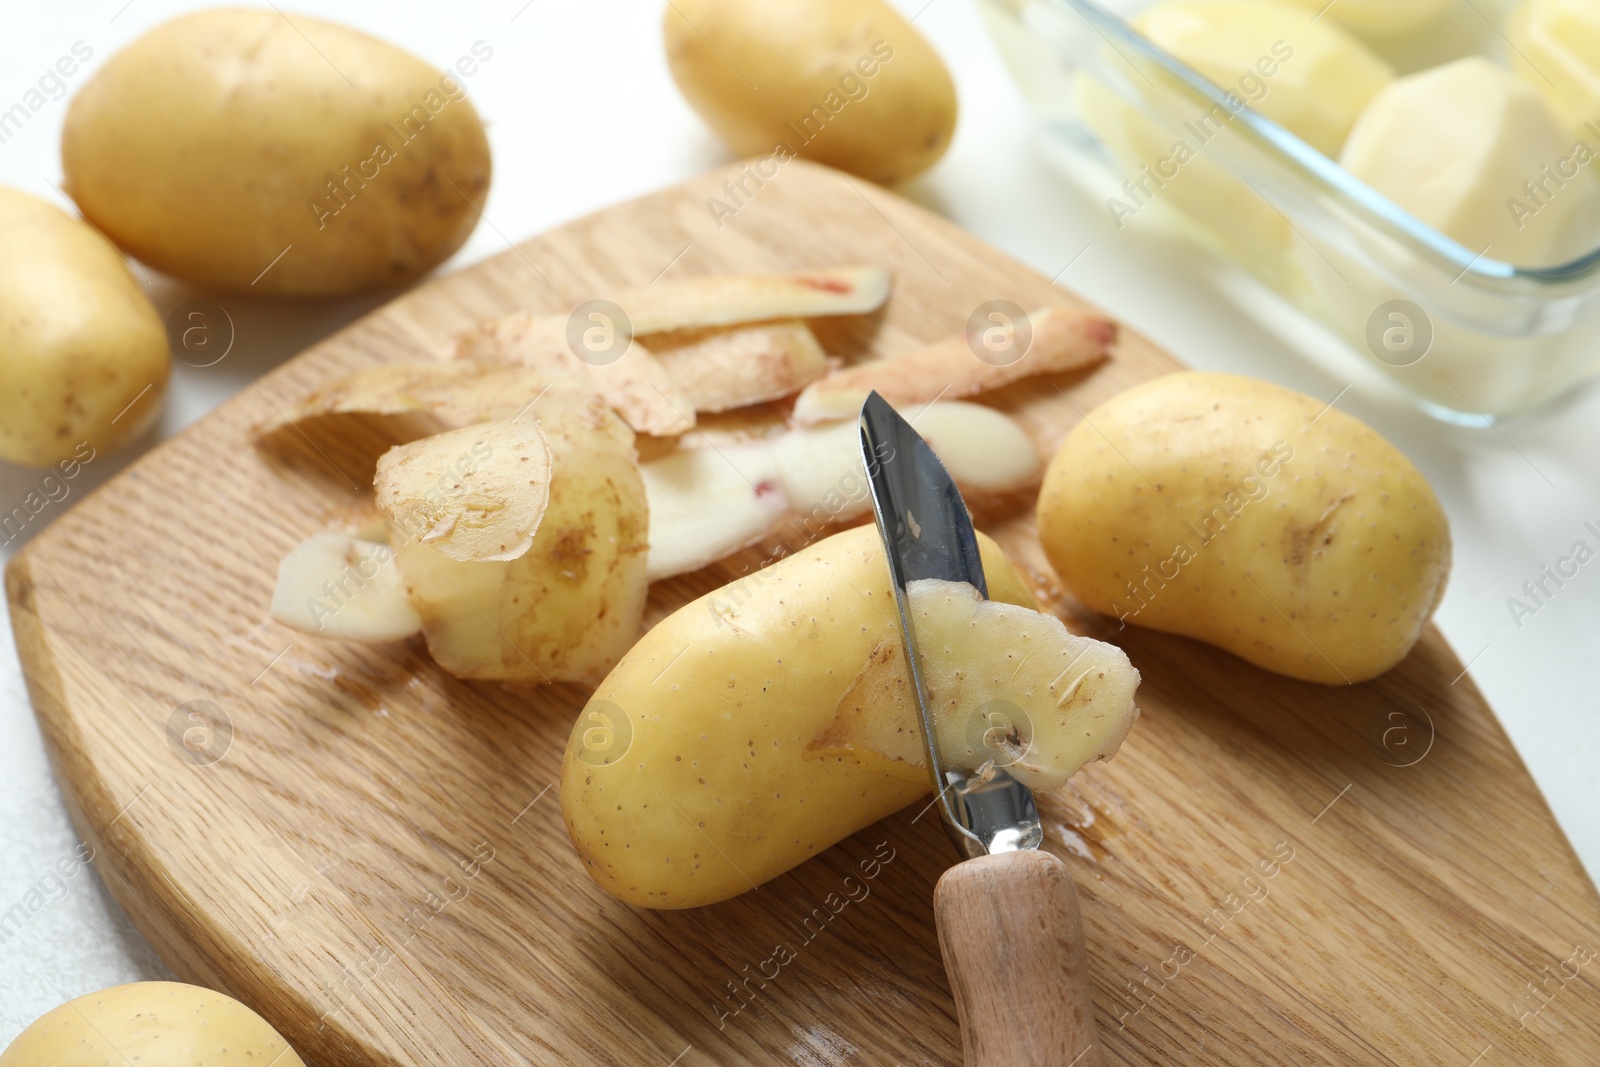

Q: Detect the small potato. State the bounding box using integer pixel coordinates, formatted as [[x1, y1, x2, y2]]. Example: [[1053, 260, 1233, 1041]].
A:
[[561, 525, 1140, 909], [663, 0, 957, 185], [0, 186, 167, 466], [1277, 0, 1455, 37], [0, 981, 305, 1067], [1341, 57, 1600, 269], [1037, 372, 1451, 684], [1133, 1, 1392, 157], [1510, 0, 1600, 136], [62, 9, 491, 296]]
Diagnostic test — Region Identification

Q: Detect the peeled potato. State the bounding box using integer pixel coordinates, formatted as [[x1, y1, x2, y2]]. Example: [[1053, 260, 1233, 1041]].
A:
[[1133, 0, 1393, 157], [1277, 0, 1456, 37], [1341, 57, 1600, 268], [0, 982, 305, 1067], [62, 9, 491, 295], [1511, 0, 1600, 136], [663, 0, 957, 185], [0, 186, 167, 466]]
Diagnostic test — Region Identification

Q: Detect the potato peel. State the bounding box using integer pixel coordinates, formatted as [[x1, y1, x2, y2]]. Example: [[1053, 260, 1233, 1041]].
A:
[[453, 311, 694, 436], [269, 361, 552, 432], [375, 418, 553, 563], [810, 579, 1140, 794], [393, 380, 649, 685], [648, 319, 828, 412], [613, 266, 891, 333], [270, 532, 422, 642], [792, 306, 1115, 423], [642, 402, 1040, 580]]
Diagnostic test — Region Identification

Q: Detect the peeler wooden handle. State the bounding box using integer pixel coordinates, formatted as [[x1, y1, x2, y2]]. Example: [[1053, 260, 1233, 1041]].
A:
[[934, 849, 1103, 1067]]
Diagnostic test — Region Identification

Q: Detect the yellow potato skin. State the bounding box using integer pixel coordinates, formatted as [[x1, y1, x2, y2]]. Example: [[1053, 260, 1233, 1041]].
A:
[[1037, 373, 1450, 684], [0, 982, 305, 1067], [0, 186, 167, 466], [663, 0, 957, 185], [62, 9, 491, 296], [561, 525, 1035, 909], [394, 382, 649, 686]]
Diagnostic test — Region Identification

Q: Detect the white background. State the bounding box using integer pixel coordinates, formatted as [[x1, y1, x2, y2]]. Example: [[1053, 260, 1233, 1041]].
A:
[[1, 0, 1596, 1046]]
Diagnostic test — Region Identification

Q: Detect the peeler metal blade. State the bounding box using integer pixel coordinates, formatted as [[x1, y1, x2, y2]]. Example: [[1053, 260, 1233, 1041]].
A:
[[858, 391, 1043, 861]]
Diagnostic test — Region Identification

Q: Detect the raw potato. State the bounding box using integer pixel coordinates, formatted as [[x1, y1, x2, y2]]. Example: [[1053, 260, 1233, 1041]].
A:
[[376, 419, 553, 563], [561, 525, 1141, 908], [1077, 74, 1290, 268], [270, 532, 422, 641], [1133, 1, 1393, 156], [1511, 0, 1600, 136], [0, 981, 305, 1067], [1037, 372, 1451, 684], [1278, 0, 1455, 36], [396, 382, 648, 684], [0, 186, 167, 466], [1342, 57, 1600, 268], [62, 9, 491, 296], [663, 0, 957, 185], [793, 305, 1115, 423]]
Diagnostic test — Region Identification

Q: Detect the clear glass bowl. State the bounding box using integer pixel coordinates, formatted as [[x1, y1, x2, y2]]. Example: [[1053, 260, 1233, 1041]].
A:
[[979, 0, 1600, 424]]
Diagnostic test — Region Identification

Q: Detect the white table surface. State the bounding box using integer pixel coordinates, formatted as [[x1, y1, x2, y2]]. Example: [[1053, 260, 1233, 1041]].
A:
[[3, 0, 1597, 1048]]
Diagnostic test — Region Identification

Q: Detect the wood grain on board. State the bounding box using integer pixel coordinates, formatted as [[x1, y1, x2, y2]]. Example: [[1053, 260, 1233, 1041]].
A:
[[8, 161, 1599, 1066]]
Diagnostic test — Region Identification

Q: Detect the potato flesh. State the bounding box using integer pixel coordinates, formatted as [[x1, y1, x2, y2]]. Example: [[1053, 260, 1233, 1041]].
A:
[[1341, 57, 1600, 269], [1134, 1, 1392, 157], [1037, 371, 1451, 684], [1512, 0, 1600, 135], [561, 525, 1139, 909], [1278, 0, 1455, 36], [0, 982, 305, 1067]]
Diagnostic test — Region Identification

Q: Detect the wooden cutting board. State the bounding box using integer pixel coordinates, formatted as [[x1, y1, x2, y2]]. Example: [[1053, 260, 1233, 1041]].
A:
[[9, 161, 1600, 1067]]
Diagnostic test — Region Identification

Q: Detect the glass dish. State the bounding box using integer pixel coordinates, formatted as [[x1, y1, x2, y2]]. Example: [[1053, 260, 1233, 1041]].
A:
[[979, 0, 1600, 424]]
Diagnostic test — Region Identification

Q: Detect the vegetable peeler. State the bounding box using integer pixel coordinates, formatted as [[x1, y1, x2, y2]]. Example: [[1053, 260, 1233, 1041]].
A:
[[860, 391, 1103, 1067]]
